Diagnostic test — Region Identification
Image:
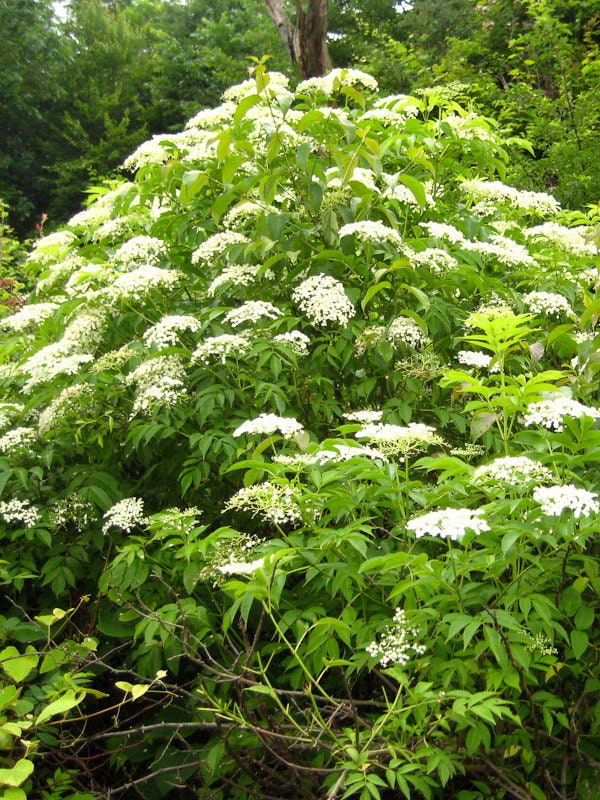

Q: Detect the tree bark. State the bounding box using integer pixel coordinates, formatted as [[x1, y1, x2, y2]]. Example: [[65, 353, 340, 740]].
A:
[[263, 0, 331, 79]]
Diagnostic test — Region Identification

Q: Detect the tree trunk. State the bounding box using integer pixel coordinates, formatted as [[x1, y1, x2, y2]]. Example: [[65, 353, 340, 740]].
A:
[[263, 0, 331, 79]]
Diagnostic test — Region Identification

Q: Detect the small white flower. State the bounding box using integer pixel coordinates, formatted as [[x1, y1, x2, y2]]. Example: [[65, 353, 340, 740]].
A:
[[533, 485, 599, 518], [356, 422, 443, 457], [523, 291, 574, 318], [143, 315, 202, 349], [344, 410, 383, 424], [191, 232, 250, 265], [1, 303, 58, 333], [339, 220, 403, 247], [524, 222, 596, 256], [224, 482, 302, 525], [457, 350, 500, 372], [273, 330, 310, 356], [388, 318, 428, 349], [473, 456, 555, 486], [406, 507, 490, 542], [192, 334, 252, 365], [218, 557, 265, 575], [233, 414, 304, 439], [102, 497, 148, 533], [411, 248, 458, 273], [223, 301, 283, 328], [0, 426, 37, 454], [0, 498, 41, 528], [366, 608, 426, 668], [292, 274, 355, 327], [112, 236, 167, 268], [522, 396, 600, 432]]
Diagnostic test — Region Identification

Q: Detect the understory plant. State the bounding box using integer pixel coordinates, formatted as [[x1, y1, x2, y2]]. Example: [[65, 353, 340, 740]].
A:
[[0, 62, 599, 799]]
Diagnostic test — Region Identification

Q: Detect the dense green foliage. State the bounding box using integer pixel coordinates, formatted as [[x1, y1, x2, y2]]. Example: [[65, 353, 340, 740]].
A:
[[1, 65, 599, 799]]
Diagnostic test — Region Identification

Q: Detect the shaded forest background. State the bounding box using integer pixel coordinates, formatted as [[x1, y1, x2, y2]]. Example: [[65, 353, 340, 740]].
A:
[[1, 0, 600, 238]]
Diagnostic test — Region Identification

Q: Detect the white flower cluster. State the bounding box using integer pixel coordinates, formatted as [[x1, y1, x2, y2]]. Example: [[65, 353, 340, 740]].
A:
[[407, 507, 490, 542], [461, 180, 560, 216], [192, 334, 251, 365], [0, 403, 24, 430], [292, 274, 355, 327], [469, 236, 537, 269], [457, 350, 500, 372], [62, 310, 108, 351], [273, 330, 310, 356], [224, 482, 302, 525], [126, 355, 186, 417], [223, 201, 278, 229], [20, 342, 95, 392], [423, 222, 467, 245], [218, 557, 266, 575], [91, 344, 137, 374], [524, 222, 596, 256], [0, 498, 41, 528], [356, 422, 444, 458], [91, 216, 137, 244], [322, 166, 376, 192], [142, 315, 202, 349], [30, 230, 76, 254], [313, 444, 388, 464], [366, 608, 426, 668], [388, 318, 428, 349], [1, 303, 58, 333], [533, 485, 599, 518], [522, 291, 574, 318], [411, 248, 458, 273], [207, 264, 262, 296], [186, 101, 236, 129], [233, 413, 304, 439], [38, 384, 93, 434], [526, 632, 558, 656], [221, 71, 290, 102], [441, 113, 494, 141], [191, 232, 250, 265], [113, 236, 167, 268], [130, 378, 186, 418], [223, 301, 283, 329], [344, 410, 383, 424], [102, 497, 148, 534], [473, 456, 555, 486], [52, 494, 96, 531], [381, 181, 435, 208], [296, 68, 378, 97], [122, 136, 171, 170], [522, 396, 600, 431], [360, 108, 409, 127], [64, 263, 108, 297], [339, 220, 403, 248], [37, 253, 89, 294], [100, 266, 182, 305]]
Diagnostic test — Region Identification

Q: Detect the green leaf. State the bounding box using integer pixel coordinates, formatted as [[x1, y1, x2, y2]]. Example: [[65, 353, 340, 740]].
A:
[[361, 281, 391, 312], [0, 759, 34, 788], [36, 690, 84, 725], [397, 174, 427, 208], [0, 647, 38, 683], [570, 630, 589, 660]]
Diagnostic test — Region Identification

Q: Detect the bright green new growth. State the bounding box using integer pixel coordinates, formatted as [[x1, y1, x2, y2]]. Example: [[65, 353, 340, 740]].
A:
[[1, 63, 599, 799]]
